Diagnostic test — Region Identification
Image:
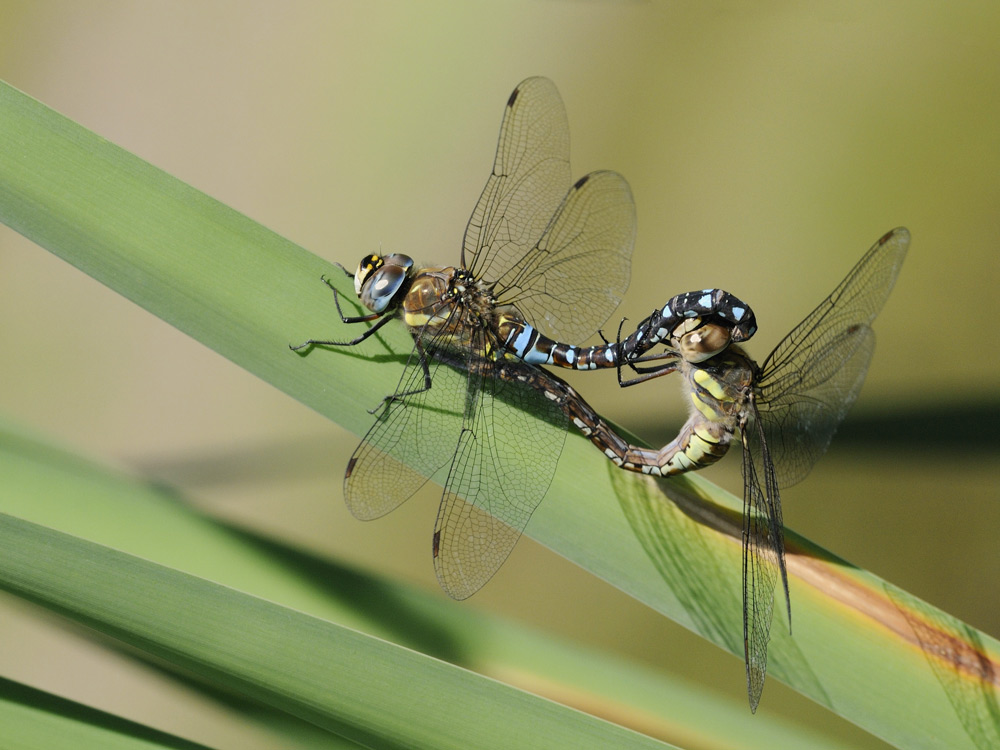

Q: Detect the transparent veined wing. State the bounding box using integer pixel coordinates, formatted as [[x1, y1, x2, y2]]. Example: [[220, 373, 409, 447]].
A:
[[497, 169, 636, 344], [740, 397, 787, 713], [463, 77, 571, 286], [754, 227, 909, 487], [346, 323, 567, 601], [344, 338, 470, 521], [463, 77, 635, 344], [756, 328, 876, 488], [432, 353, 568, 599]]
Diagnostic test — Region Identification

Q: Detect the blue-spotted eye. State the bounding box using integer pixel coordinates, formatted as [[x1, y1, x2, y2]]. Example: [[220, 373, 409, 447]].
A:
[[356, 254, 414, 313], [362, 266, 407, 313]]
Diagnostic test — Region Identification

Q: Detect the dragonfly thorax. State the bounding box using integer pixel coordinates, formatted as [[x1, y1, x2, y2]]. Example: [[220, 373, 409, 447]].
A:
[[681, 346, 756, 424], [397, 267, 498, 350], [355, 253, 415, 313], [448, 268, 476, 296]]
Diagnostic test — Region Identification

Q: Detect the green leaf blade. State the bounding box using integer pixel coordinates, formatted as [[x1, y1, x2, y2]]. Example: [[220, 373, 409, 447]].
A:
[[2, 77, 999, 749], [0, 513, 674, 750]]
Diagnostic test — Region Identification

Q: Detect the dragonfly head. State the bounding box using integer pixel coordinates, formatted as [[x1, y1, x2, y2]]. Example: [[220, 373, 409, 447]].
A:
[[670, 289, 757, 362], [675, 321, 737, 363], [354, 253, 414, 313]]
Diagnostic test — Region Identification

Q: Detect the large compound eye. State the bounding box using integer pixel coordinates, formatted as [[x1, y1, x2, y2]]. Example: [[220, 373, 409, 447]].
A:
[[360, 265, 409, 313], [354, 254, 384, 296], [380, 253, 414, 272], [677, 322, 733, 363]]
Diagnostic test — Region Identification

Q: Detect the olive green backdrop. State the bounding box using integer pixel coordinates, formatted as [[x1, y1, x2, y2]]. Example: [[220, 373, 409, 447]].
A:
[[1, 3, 997, 748]]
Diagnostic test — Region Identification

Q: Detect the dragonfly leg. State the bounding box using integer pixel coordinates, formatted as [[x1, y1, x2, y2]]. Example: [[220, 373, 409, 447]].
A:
[[289, 309, 394, 351], [617, 361, 680, 388], [367, 336, 435, 414], [330, 262, 354, 278], [319, 276, 383, 325], [615, 313, 681, 386], [612, 313, 679, 386], [289, 275, 397, 351]]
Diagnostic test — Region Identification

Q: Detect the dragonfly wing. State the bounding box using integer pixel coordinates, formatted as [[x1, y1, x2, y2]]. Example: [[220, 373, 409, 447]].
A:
[[433, 355, 568, 600], [758, 327, 876, 487], [464, 78, 635, 344], [741, 402, 787, 713], [344, 338, 467, 520], [498, 169, 636, 343], [756, 227, 909, 487], [463, 77, 571, 285], [762, 228, 908, 378]]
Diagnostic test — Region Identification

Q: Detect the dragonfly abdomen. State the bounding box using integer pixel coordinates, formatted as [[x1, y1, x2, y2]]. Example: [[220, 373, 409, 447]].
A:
[[562, 350, 751, 476], [622, 417, 736, 475], [499, 316, 620, 369], [498, 289, 757, 371], [534, 360, 738, 477]]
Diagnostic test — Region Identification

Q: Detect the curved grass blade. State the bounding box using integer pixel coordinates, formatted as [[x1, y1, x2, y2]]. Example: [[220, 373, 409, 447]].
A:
[[0, 416, 849, 749], [0, 676, 216, 750], [0, 513, 674, 750]]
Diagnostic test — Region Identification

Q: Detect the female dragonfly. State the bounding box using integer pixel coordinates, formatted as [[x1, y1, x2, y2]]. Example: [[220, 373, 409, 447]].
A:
[[554, 227, 909, 710], [293, 77, 753, 599]]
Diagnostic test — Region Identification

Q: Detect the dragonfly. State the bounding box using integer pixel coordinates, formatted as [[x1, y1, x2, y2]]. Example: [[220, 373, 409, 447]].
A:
[[600, 227, 908, 710], [292, 76, 674, 600], [479, 228, 908, 709]]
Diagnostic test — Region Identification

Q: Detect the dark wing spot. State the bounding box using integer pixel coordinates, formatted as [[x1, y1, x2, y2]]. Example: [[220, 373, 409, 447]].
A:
[[573, 174, 591, 190], [345, 456, 357, 478], [432, 530, 442, 557], [507, 87, 520, 108]]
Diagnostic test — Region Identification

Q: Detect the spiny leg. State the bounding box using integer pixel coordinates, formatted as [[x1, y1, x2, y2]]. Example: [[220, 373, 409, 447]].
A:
[[615, 316, 680, 387], [290, 277, 392, 350], [368, 336, 436, 414]]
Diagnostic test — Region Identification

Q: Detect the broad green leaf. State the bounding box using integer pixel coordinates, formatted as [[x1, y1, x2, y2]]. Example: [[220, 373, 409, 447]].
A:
[[1, 78, 998, 749], [0, 512, 672, 750], [0, 415, 843, 749]]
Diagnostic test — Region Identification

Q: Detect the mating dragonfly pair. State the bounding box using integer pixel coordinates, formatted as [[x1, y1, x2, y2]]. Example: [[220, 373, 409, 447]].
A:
[[293, 77, 909, 711]]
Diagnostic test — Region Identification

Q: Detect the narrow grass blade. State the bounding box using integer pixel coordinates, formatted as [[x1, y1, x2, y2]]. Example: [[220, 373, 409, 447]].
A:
[[0, 415, 853, 749], [0, 513, 678, 750], [0, 676, 215, 750]]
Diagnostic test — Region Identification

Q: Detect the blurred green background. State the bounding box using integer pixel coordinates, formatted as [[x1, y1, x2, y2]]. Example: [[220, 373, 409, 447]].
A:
[[1, 2, 998, 747]]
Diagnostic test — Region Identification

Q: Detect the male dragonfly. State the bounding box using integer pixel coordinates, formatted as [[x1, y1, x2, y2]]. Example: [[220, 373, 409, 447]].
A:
[[295, 77, 649, 599]]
